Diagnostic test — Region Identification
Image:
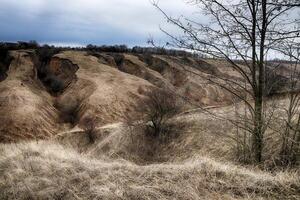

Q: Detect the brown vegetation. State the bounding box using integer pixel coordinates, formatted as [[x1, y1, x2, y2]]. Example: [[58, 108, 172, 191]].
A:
[[81, 116, 98, 143], [0, 43, 299, 199], [126, 88, 184, 141]]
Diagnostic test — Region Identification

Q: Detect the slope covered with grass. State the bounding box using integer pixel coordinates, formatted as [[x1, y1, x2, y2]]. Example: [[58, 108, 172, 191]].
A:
[[0, 121, 299, 200]]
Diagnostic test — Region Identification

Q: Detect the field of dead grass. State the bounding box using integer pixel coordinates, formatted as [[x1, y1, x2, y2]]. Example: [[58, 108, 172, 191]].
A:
[[0, 117, 299, 200]]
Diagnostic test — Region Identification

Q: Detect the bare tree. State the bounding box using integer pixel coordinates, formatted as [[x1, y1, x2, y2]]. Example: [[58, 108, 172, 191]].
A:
[[277, 47, 300, 166], [152, 0, 300, 163], [129, 88, 183, 140]]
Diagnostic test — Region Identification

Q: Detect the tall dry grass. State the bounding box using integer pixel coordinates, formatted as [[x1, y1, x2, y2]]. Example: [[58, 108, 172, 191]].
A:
[[1, 97, 300, 199], [0, 134, 299, 200]]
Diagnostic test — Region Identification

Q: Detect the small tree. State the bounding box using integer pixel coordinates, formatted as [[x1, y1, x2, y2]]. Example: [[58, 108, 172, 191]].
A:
[[135, 88, 183, 139]]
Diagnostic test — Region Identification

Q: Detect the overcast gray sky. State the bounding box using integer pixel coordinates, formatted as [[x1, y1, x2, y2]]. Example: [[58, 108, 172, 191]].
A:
[[0, 0, 201, 46]]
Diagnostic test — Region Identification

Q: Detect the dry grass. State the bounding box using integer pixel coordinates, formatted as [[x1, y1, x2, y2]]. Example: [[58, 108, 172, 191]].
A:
[[176, 97, 300, 167], [0, 125, 299, 200]]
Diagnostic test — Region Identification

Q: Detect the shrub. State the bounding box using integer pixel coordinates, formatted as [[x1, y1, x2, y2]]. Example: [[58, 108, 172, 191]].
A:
[[81, 117, 97, 144], [130, 88, 183, 140], [36, 47, 60, 65], [109, 53, 124, 67]]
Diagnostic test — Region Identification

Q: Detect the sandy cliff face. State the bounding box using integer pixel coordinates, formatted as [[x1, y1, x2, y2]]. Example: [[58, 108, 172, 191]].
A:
[[0, 51, 59, 142], [47, 57, 79, 90]]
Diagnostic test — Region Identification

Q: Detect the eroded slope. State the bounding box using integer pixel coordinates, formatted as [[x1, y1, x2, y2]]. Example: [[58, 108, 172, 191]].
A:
[[0, 51, 154, 142]]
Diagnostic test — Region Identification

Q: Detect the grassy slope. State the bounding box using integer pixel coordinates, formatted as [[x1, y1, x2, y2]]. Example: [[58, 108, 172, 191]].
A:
[[0, 121, 299, 200]]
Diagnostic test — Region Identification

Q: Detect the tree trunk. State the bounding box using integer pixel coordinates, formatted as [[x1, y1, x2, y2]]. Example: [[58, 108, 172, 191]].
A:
[[251, 0, 267, 163]]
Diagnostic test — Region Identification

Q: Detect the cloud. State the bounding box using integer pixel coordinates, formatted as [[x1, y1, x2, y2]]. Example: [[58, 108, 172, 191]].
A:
[[0, 0, 199, 46]]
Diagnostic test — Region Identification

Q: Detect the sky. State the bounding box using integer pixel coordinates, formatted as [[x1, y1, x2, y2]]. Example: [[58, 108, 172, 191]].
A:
[[0, 0, 201, 47]]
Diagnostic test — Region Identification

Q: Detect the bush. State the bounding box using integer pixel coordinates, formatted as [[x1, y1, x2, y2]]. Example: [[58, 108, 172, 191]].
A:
[[81, 117, 97, 143], [130, 88, 183, 140], [36, 47, 61, 66], [107, 53, 124, 67]]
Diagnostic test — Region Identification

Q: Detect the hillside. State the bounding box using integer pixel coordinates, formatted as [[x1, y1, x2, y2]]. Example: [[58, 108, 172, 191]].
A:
[[0, 50, 237, 142], [0, 49, 299, 200]]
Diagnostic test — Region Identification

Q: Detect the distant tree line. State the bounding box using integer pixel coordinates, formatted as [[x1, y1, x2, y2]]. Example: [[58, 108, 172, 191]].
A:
[[0, 41, 202, 57], [86, 44, 198, 57], [2, 41, 296, 63], [0, 41, 81, 51]]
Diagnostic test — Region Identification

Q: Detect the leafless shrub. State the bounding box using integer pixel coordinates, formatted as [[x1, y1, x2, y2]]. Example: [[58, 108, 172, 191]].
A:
[[127, 88, 184, 142], [81, 117, 97, 144]]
